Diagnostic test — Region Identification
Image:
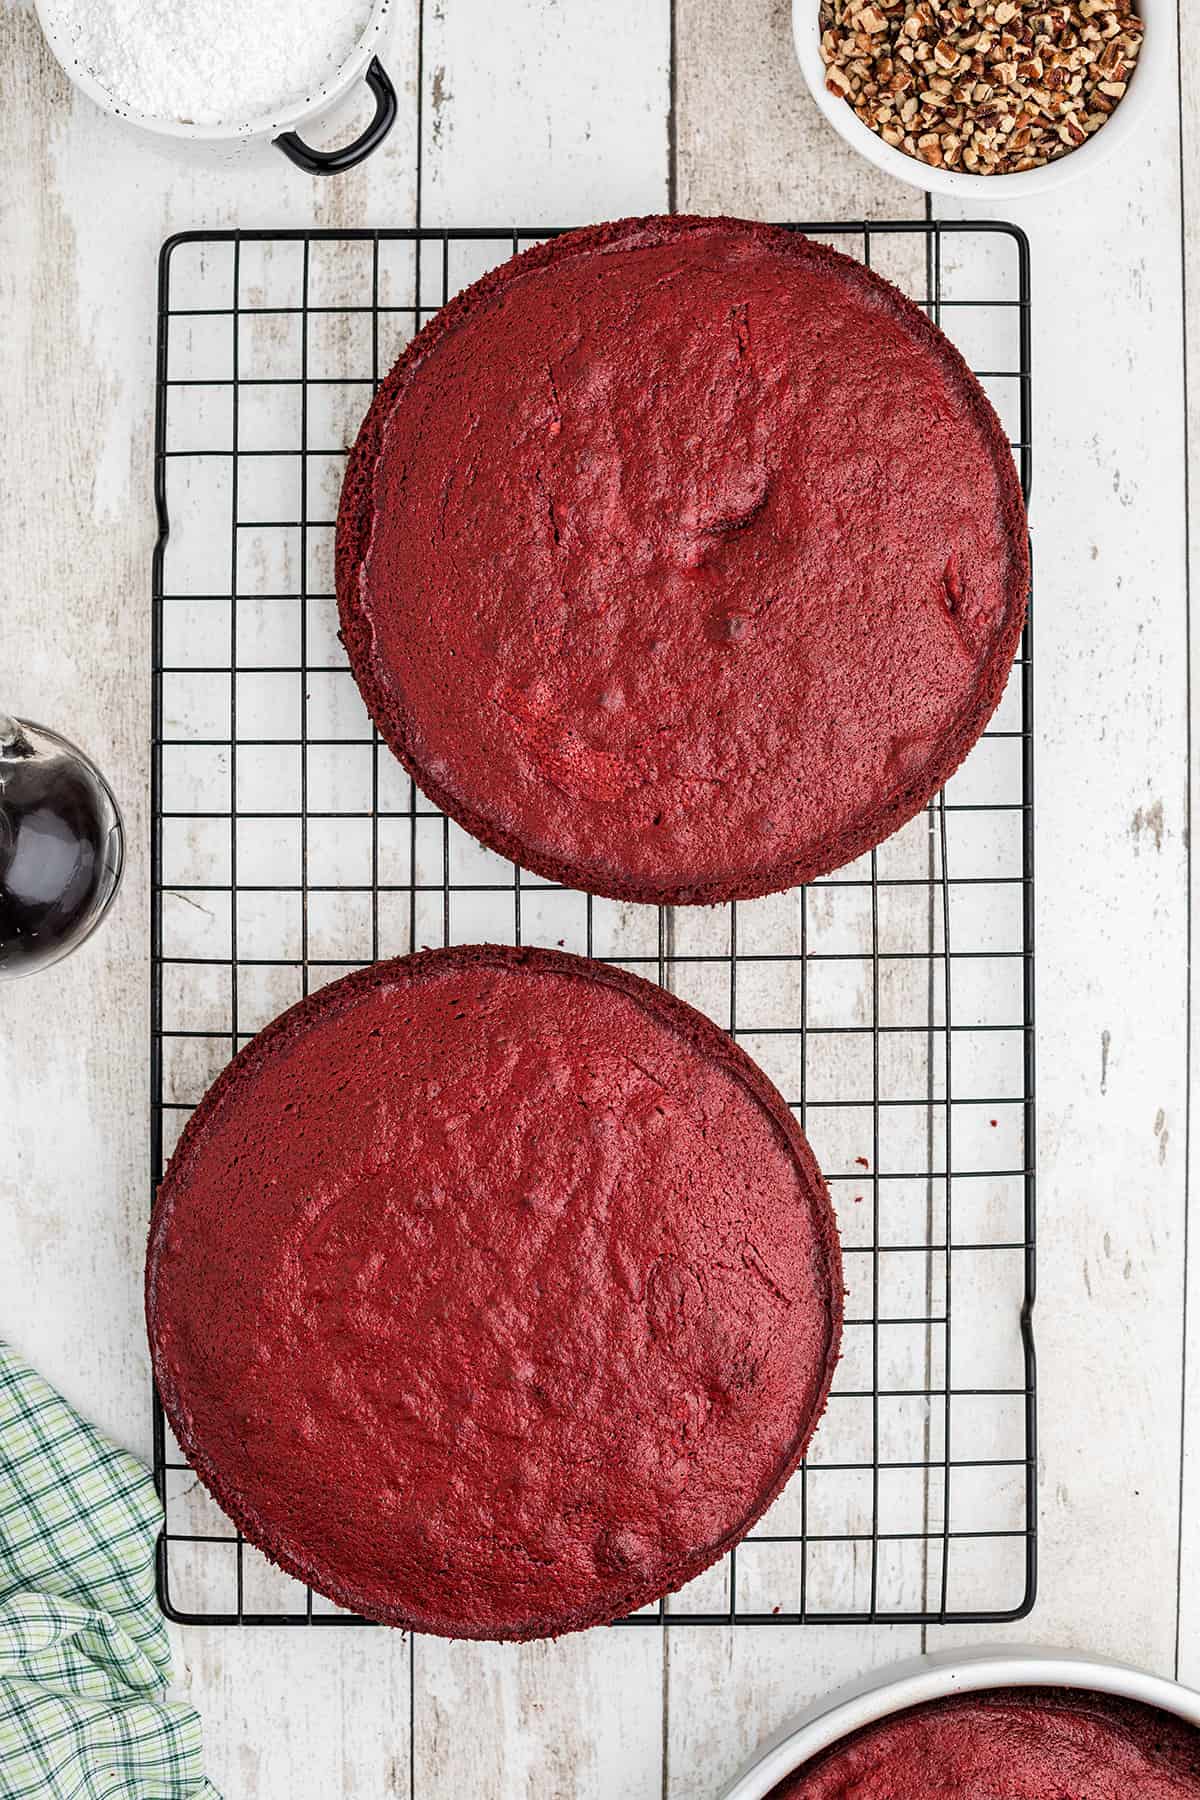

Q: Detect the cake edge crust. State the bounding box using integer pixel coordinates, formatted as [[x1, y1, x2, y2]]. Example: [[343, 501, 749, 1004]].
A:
[[146, 942, 845, 1639], [334, 213, 1031, 906]]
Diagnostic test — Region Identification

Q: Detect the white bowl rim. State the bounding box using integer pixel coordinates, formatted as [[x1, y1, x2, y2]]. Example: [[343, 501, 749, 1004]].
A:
[[720, 1646, 1200, 1798], [33, 0, 392, 140], [792, 0, 1163, 198]]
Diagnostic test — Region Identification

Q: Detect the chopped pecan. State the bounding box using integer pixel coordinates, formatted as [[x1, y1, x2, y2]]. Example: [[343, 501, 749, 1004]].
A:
[[818, 0, 1143, 172]]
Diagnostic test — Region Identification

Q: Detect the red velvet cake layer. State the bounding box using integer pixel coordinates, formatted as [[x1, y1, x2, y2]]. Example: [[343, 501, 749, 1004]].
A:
[[147, 946, 842, 1639], [772, 1688, 1200, 1797], [337, 215, 1029, 903]]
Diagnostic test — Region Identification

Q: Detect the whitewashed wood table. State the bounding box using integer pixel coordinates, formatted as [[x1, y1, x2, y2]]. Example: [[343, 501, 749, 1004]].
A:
[[1, 0, 1196, 1793]]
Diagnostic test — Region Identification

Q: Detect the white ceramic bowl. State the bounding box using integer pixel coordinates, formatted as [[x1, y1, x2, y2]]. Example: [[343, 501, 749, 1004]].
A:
[[720, 1647, 1200, 1797], [34, 0, 397, 172], [792, 0, 1162, 198]]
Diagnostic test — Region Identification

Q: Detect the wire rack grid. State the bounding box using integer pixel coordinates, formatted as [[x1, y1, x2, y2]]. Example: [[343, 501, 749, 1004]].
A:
[[151, 220, 1036, 1629]]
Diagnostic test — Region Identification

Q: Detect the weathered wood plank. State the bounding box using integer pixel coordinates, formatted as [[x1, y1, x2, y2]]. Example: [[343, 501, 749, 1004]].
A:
[[421, 0, 671, 229], [1177, 0, 1200, 1692], [407, 5, 672, 1795], [0, 0, 421, 1449], [674, 2, 1191, 1782], [668, 10, 930, 1793], [930, 52, 1189, 1668], [2, 0, 1196, 1791], [666, 1626, 923, 1796], [171, 1628, 414, 1797], [674, 0, 921, 220], [414, 1632, 665, 1799], [0, 5, 424, 1796]]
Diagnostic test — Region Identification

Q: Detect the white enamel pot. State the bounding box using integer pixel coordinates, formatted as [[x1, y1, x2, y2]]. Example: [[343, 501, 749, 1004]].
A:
[[720, 1647, 1200, 1797], [34, 0, 398, 173]]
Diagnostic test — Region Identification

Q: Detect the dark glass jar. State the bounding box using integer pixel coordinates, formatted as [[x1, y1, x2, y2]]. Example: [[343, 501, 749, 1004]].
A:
[[0, 715, 124, 977]]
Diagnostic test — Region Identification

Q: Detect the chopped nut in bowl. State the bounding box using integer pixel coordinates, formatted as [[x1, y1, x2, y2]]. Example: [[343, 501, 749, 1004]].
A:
[[793, 0, 1161, 195]]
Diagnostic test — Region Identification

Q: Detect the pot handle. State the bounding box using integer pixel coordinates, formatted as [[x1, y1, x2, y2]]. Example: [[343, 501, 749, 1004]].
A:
[[274, 57, 397, 175]]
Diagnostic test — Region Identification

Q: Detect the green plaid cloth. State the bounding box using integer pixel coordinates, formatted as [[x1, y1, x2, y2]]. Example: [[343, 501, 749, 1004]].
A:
[[0, 1341, 219, 1799]]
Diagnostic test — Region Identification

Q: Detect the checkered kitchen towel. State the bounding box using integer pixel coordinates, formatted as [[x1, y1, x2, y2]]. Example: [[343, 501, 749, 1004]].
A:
[[0, 1340, 219, 1799]]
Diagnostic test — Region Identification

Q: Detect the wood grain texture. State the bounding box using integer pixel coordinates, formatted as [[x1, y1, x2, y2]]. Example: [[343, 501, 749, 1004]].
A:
[[667, 16, 938, 1792], [0, 4, 426, 1795], [409, 11, 672, 1791], [415, 1633, 665, 1800], [1, 0, 1196, 1791], [422, 0, 670, 228], [1178, 0, 1200, 1692], [674, 0, 920, 218], [2, 2, 670, 1794], [0, 0, 420, 1452], [930, 51, 1189, 1669], [672, 0, 1193, 1767], [174, 1630, 414, 1798], [666, 1626, 923, 1797]]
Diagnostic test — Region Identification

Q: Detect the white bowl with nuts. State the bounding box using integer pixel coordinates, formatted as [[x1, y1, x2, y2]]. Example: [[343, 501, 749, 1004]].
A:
[[793, 0, 1160, 195]]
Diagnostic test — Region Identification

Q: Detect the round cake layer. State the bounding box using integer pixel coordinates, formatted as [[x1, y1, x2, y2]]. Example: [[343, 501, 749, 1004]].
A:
[[337, 214, 1029, 904], [147, 946, 842, 1639], [771, 1688, 1200, 1797]]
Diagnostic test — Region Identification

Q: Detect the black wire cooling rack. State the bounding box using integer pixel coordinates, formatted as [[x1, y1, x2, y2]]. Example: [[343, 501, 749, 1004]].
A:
[[150, 220, 1036, 1628]]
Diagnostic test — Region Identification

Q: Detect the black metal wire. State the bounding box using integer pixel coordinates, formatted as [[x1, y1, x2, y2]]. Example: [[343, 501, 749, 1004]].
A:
[[150, 222, 1036, 1629]]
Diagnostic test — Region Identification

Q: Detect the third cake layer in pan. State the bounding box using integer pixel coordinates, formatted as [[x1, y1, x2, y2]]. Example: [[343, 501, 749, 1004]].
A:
[[770, 1688, 1200, 1797]]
